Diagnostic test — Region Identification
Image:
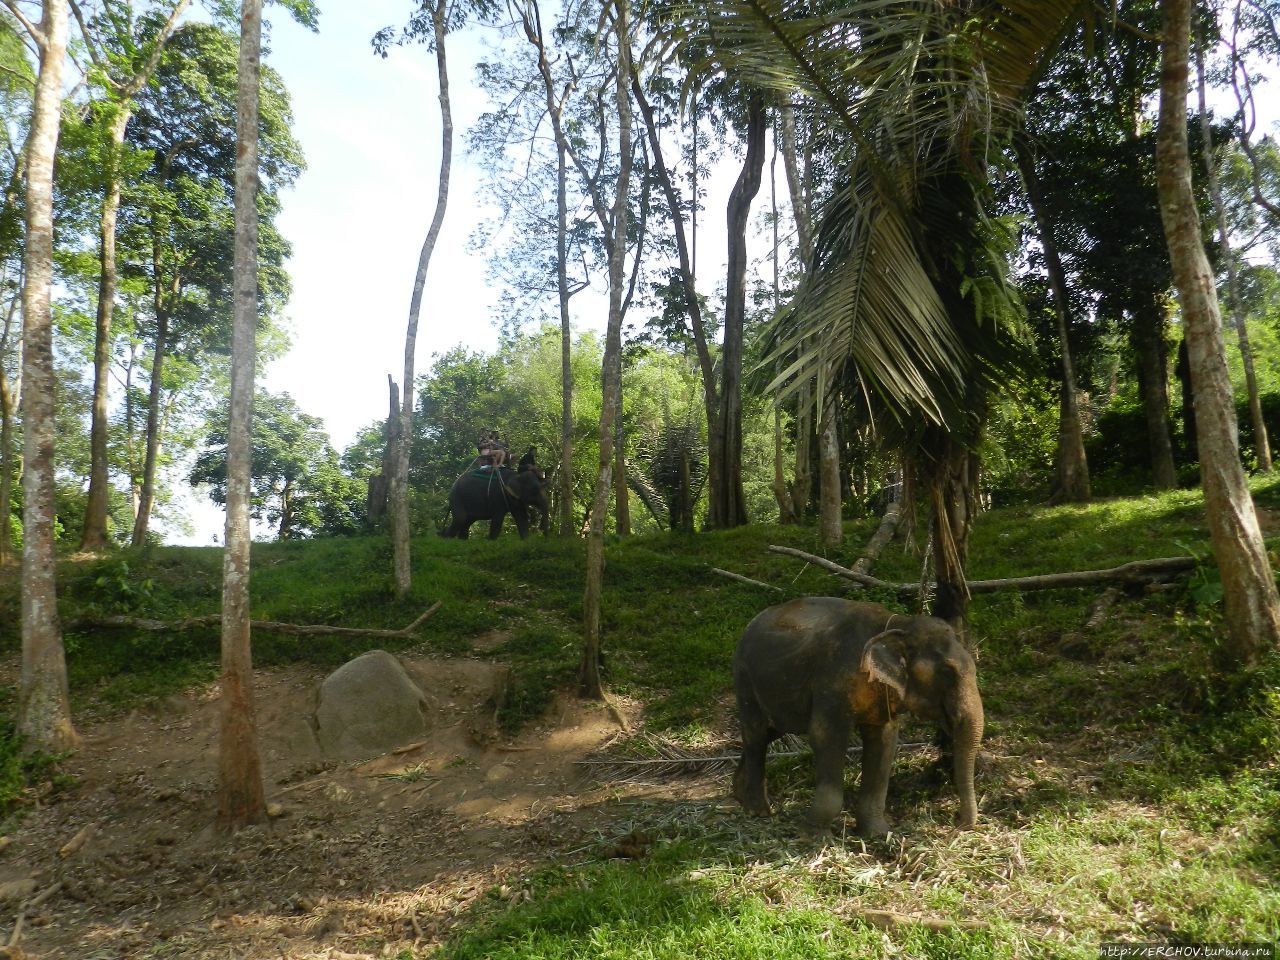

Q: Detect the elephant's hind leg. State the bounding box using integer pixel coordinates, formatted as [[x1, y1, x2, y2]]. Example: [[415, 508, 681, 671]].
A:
[[488, 516, 504, 539], [734, 696, 774, 817]]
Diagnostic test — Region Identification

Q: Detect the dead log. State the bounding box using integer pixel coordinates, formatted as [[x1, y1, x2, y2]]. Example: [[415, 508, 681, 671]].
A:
[[710, 568, 783, 592], [66, 602, 442, 639], [767, 545, 1196, 596]]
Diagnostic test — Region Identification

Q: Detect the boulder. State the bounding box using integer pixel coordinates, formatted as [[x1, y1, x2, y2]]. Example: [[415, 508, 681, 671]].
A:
[[313, 650, 429, 759]]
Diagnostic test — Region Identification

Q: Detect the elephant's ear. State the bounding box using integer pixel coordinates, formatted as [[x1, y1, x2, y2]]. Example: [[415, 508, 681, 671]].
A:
[[860, 629, 908, 698], [503, 482, 520, 500]]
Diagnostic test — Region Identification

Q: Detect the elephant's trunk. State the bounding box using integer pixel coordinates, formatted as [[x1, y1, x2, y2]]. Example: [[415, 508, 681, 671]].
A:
[[951, 692, 984, 829]]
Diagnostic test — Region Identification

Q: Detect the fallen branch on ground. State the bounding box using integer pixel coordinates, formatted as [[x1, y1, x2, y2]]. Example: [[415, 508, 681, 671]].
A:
[[851, 908, 991, 932], [1084, 587, 1122, 629], [710, 568, 783, 592], [7, 880, 62, 947], [767, 546, 1196, 596], [577, 737, 931, 783], [66, 601, 443, 639], [850, 501, 900, 578]]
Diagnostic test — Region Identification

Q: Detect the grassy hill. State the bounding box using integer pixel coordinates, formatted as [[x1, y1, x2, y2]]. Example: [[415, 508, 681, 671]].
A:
[[1, 478, 1278, 957]]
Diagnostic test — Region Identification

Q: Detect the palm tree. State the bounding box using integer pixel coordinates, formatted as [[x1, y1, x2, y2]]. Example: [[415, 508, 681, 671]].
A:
[[674, 0, 1087, 629]]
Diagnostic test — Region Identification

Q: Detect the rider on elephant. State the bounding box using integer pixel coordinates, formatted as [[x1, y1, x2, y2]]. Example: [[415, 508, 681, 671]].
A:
[[477, 430, 509, 469]]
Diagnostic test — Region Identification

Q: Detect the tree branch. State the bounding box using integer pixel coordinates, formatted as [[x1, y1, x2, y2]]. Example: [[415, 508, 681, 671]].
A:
[[3, 0, 45, 48], [67, 602, 443, 638], [767, 545, 1197, 596]]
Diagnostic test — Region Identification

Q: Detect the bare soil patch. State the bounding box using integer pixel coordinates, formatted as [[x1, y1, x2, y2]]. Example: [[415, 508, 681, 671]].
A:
[[0, 654, 704, 959]]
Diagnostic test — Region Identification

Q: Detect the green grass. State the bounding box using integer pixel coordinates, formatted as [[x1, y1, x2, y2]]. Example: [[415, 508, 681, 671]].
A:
[[2, 477, 1280, 956]]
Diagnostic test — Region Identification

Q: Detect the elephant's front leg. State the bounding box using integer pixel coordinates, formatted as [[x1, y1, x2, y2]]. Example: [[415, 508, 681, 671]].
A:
[[855, 722, 899, 838], [512, 507, 530, 539], [806, 714, 850, 830], [488, 514, 504, 539]]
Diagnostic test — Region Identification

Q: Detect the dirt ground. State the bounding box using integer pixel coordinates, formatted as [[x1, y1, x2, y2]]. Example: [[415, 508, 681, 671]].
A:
[[0, 652, 716, 959]]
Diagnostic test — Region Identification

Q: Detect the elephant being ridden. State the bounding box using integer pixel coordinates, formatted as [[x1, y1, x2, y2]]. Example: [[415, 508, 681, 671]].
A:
[[443, 465, 549, 539], [733, 598, 984, 837]]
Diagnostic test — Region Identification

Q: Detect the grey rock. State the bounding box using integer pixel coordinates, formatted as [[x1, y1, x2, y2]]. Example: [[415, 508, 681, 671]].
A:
[[313, 650, 429, 758]]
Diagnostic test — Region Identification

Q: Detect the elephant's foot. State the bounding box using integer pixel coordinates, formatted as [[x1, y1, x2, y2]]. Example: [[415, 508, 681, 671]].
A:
[[804, 783, 844, 832], [733, 764, 772, 817], [855, 813, 892, 838]]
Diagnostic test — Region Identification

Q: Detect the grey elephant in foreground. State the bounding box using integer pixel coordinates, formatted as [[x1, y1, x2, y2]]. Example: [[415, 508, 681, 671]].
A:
[[733, 598, 984, 837]]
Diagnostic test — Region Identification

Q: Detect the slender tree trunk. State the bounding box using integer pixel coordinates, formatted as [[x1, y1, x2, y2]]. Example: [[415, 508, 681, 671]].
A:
[[819, 395, 842, 546], [18, 0, 77, 754], [1156, 0, 1280, 666], [1015, 141, 1090, 503], [1131, 298, 1178, 489], [392, 0, 452, 598], [278, 478, 293, 541], [710, 95, 765, 530], [81, 107, 132, 551], [556, 137, 575, 535], [81, 1, 190, 551], [218, 0, 266, 831], [125, 340, 140, 519], [0, 293, 19, 565], [1176, 337, 1198, 461], [581, 0, 631, 699], [779, 99, 814, 518], [630, 73, 721, 527], [767, 122, 797, 525], [518, 0, 576, 537], [131, 309, 168, 546], [613, 404, 630, 535], [1196, 42, 1270, 472]]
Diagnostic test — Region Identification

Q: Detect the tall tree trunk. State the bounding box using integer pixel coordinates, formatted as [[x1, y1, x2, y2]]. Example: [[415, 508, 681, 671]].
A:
[[1156, 0, 1280, 666], [0, 293, 19, 565], [1015, 141, 1090, 504], [392, 0, 452, 598], [1196, 42, 1270, 472], [581, 0, 631, 699], [366, 375, 398, 527], [82, 1, 191, 551], [81, 107, 132, 551], [630, 73, 721, 529], [1131, 298, 1178, 489], [18, 0, 77, 754], [928, 434, 981, 640], [1175, 337, 1198, 461], [130, 309, 168, 546], [613, 404, 630, 536], [556, 137, 575, 536], [518, 0, 576, 537], [218, 0, 266, 831], [768, 122, 795, 525], [818, 395, 842, 546], [278, 478, 293, 541], [779, 99, 814, 518], [125, 340, 140, 520], [710, 96, 765, 530]]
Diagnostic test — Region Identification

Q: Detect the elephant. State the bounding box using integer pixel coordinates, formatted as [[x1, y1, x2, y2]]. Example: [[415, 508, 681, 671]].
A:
[[443, 465, 550, 539], [732, 597, 984, 837]]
